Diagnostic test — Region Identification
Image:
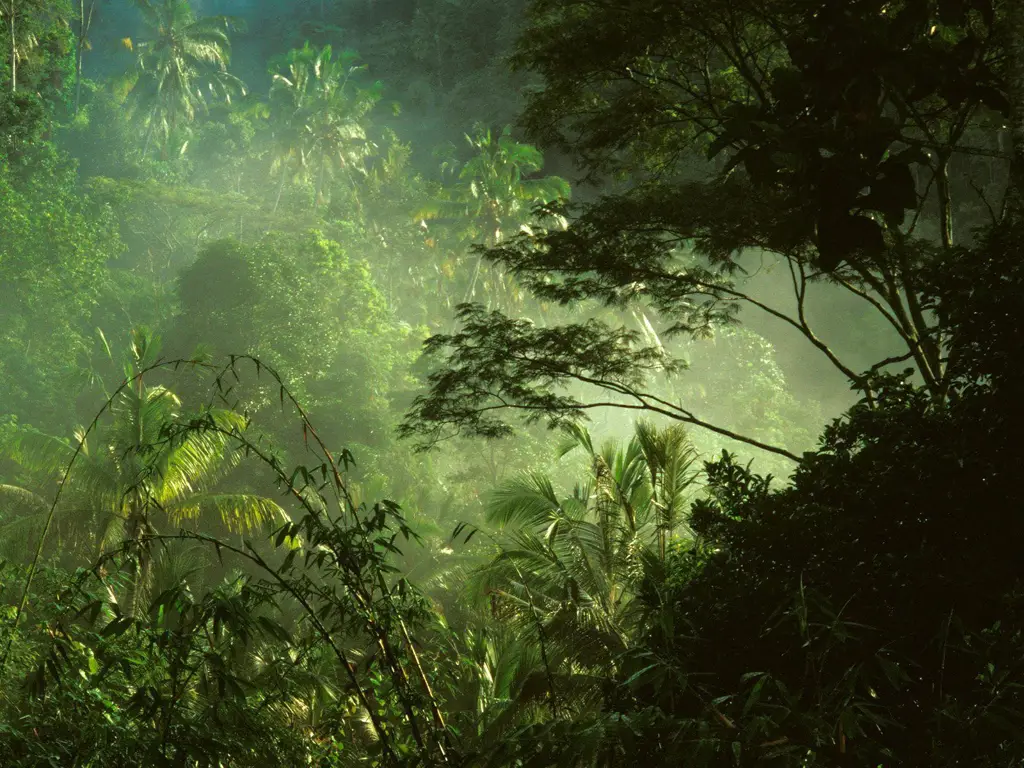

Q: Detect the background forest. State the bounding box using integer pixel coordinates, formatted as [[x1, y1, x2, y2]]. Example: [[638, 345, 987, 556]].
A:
[[1, 0, 1024, 765]]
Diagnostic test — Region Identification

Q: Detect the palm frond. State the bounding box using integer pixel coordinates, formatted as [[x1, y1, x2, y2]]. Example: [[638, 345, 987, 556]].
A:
[[3, 429, 75, 478], [166, 494, 288, 534], [476, 420, 703, 688], [484, 472, 561, 529], [0, 484, 49, 514]]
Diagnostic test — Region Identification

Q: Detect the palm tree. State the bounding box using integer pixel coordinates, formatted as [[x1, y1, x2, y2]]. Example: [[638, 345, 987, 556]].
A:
[[123, 0, 244, 158], [268, 43, 380, 213], [0, 0, 47, 92], [0, 329, 286, 616], [73, 0, 98, 114], [267, 105, 305, 214], [475, 420, 699, 693], [417, 124, 570, 307]]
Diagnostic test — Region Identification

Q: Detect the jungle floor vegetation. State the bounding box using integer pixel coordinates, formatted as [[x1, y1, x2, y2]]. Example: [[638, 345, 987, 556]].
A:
[[2, 0, 1024, 765]]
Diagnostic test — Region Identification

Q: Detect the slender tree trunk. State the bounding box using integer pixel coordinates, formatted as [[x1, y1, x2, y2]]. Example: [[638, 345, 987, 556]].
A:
[[142, 113, 156, 158], [315, 149, 326, 212], [1004, 0, 1024, 223], [120, 370, 152, 619], [235, 171, 243, 237], [936, 153, 954, 248], [74, 0, 96, 115], [463, 253, 484, 303], [119, 504, 151, 619], [341, 161, 364, 216], [9, 14, 16, 93], [463, 227, 500, 304], [74, 0, 84, 113], [273, 167, 286, 212], [74, 45, 84, 113], [163, 111, 175, 161]]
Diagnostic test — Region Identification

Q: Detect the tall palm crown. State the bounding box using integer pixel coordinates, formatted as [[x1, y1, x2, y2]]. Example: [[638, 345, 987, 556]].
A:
[[475, 421, 699, 705], [126, 0, 244, 158], [420, 124, 570, 247], [450, 125, 570, 246], [269, 43, 380, 212], [418, 124, 570, 308]]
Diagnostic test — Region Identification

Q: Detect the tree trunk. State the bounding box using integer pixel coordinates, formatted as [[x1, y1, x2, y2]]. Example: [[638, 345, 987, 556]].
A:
[[273, 162, 287, 213], [936, 153, 954, 248], [163, 111, 174, 161], [142, 113, 156, 158], [74, 0, 96, 115], [74, 0, 84, 113], [9, 13, 16, 93], [119, 506, 151, 619], [1004, 0, 1024, 223], [315, 148, 326, 212], [463, 253, 484, 303], [236, 171, 244, 238], [74, 46, 84, 114]]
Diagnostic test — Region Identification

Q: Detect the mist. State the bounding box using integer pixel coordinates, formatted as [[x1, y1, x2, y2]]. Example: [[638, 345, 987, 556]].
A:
[[2, 1, 1021, 764]]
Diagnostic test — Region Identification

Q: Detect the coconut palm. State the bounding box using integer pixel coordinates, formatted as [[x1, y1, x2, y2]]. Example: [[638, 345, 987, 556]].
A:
[[268, 42, 380, 213], [476, 420, 699, 688], [417, 124, 570, 308], [0, 329, 286, 616], [124, 0, 244, 158], [0, 0, 49, 92], [72, 0, 98, 113]]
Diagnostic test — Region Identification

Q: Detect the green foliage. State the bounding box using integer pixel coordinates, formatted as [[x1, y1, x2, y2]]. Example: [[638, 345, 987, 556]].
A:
[[0, 88, 47, 161], [268, 42, 381, 213], [1, 0, 1023, 764], [0, 153, 121, 431], [420, 124, 569, 247], [404, 0, 1016, 473], [59, 83, 143, 179], [0, 358, 460, 766], [174, 232, 413, 454], [401, 303, 808, 464], [417, 124, 570, 311], [401, 304, 677, 441], [475, 421, 699, 678], [522, 222, 1024, 766], [0, 561, 341, 766], [0, 331, 285, 618], [123, 0, 244, 159], [0, 0, 74, 95]]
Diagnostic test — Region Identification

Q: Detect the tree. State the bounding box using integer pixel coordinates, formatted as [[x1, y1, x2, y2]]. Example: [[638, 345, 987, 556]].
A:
[[418, 124, 570, 308], [473, 420, 698, 705], [268, 42, 380, 213], [402, 0, 1013, 463], [0, 0, 46, 92], [456, 215, 1024, 767], [0, 150, 120, 431], [1, 358, 461, 766], [124, 0, 244, 159], [1004, 0, 1024, 220], [72, 0, 97, 114], [172, 233, 412, 457], [610, 222, 1024, 764], [0, 329, 286, 616], [1, 0, 72, 101]]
